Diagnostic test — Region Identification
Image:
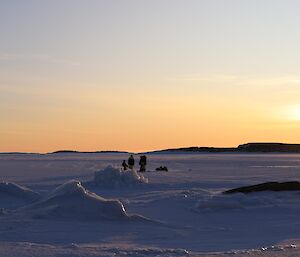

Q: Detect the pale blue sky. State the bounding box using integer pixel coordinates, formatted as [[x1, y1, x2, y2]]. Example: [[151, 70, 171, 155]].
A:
[[2, 0, 300, 76]]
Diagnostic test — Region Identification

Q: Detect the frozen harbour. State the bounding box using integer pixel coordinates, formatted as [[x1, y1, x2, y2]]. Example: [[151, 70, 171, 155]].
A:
[[0, 153, 300, 257]]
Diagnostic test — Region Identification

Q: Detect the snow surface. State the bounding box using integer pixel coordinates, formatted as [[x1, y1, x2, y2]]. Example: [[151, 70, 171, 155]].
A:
[[0, 181, 40, 210], [0, 153, 300, 256], [0, 181, 40, 200], [22, 180, 129, 220], [195, 191, 300, 210], [94, 165, 148, 188]]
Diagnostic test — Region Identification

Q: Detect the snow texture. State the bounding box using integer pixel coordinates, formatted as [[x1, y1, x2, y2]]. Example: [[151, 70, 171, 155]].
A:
[[0, 181, 40, 201], [94, 165, 148, 188], [1, 153, 300, 256], [23, 180, 128, 220], [196, 191, 300, 211]]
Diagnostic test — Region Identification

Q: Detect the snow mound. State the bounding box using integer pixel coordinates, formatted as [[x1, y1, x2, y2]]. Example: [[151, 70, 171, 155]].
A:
[[24, 180, 128, 220], [195, 191, 300, 211], [94, 165, 148, 188], [0, 181, 40, 201]]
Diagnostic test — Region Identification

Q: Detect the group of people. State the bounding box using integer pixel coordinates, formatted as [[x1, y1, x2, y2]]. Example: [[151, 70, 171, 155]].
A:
[[122, 154, 147, 172]]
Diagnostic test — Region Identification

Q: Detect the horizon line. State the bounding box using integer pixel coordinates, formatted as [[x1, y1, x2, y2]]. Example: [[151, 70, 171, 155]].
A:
[[1, 142, 300, 155]]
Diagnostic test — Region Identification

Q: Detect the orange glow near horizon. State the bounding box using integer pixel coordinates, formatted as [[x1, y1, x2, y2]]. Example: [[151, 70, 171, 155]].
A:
[[1, 2, 300, 153], [1, 80, 300, 153]]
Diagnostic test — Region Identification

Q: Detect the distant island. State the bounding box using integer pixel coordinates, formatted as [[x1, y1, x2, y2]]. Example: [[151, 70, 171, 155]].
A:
[[148, 143, 300, 154], [50, 150, 130, 154], [2, 143, 300, 155], [0, 150, 130, 155], [237, 143, 300, 153]]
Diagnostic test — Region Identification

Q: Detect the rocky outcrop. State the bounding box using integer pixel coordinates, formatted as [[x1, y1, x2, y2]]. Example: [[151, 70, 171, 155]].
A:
[[224, 181, 300, 194]]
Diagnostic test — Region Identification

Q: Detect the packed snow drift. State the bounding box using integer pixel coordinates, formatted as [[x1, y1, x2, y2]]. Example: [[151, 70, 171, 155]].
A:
[[94, 165, 148, 188], [23, 180, 128, 220], [0, 181, 40, 201]]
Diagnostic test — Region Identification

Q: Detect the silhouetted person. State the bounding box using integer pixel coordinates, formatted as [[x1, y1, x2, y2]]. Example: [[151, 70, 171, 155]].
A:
[[139, 155, 147, 172], [128, 155, 135, 169], [122, 160, 128, 170]]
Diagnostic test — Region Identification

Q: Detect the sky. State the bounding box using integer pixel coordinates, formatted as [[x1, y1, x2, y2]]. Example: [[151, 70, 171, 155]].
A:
[[1, 0, 300, 153]]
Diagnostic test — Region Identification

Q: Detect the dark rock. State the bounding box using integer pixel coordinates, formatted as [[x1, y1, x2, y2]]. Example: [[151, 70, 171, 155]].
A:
[[223, 181, 300, 194]]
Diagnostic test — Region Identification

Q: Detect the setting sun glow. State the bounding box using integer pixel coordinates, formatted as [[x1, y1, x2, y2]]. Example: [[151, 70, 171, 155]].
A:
[[1, 1, 300, 153], [289, 106, 300, 121]]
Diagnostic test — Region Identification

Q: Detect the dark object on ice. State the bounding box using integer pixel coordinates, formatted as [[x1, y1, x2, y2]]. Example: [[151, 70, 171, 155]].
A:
[[122, 160, 128, 170], [224, 181, 300, 194], [139, 155, 147, 172], [156, 166, 168, 172], [128, 155, 135, 169], [0, 208, 7, 215]]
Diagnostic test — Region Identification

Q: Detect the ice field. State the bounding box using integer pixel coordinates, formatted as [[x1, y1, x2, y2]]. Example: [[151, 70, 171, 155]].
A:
[[0, 153, 300, 257]]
